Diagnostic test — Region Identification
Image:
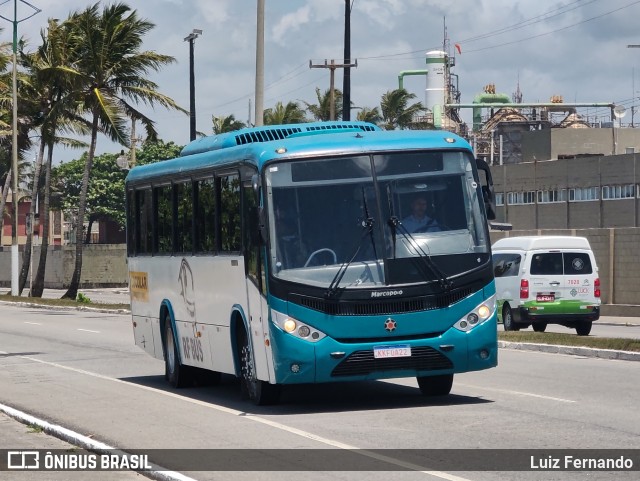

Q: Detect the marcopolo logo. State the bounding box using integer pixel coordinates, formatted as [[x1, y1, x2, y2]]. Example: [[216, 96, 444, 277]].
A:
[[371, 290, 403, 298]]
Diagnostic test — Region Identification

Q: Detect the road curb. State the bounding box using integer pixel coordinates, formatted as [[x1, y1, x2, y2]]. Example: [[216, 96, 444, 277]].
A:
[[499, 340, 640, 361], [0, 402, 195, 481]]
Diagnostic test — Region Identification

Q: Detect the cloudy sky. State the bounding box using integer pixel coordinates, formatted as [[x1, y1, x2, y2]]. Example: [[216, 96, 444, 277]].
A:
[[4, 0, 640, 162]]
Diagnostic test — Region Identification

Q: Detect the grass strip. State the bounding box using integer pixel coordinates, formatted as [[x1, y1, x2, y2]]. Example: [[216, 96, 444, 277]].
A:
[[1, 294, 130, 311], [499, 331, 640, 352]]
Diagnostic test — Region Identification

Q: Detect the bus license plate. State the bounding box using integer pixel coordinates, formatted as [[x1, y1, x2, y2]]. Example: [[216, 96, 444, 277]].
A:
[[373, 345, 411, 359], [537, 294, 555, 302]]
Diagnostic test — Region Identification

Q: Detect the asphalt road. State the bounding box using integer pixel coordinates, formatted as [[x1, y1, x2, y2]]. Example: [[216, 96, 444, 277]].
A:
[[0, 304, 638, 481]]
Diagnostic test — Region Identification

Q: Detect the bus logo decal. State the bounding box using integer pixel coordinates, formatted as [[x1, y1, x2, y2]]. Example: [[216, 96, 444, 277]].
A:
[[371, 290, 403, 298], [384, 318, 397, 332], [178, 258, 196, 318]]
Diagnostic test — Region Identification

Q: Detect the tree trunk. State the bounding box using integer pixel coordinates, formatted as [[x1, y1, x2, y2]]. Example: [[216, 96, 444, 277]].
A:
[[32, 142, 54, 297], [0, 170, 11, 242], [84, 214, 95, 244], [63, 113, 99, 300], [19, 140, 46, 295]]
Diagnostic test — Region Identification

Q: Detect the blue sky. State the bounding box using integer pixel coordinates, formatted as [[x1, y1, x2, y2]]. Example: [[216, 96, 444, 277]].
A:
[[4, 0, 640, 163]]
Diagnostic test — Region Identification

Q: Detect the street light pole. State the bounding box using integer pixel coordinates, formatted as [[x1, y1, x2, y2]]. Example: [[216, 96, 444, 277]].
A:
[[255, 0, 265, 127], [184, 29, 202, 141], [0, 0, 40, 296]]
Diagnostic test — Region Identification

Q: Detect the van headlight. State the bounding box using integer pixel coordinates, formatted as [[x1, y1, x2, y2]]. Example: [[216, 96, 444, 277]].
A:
[[271, 309, 326, 342], [454, 295, 496, 332]]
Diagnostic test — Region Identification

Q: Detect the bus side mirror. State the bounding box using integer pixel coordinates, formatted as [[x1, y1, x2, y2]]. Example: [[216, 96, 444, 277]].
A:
[[475, 158, 496, 220]]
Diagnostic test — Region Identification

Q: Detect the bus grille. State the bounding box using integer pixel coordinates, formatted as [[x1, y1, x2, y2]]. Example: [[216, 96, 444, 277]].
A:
[[331, 347, 453, 377], [293, 288, 474, 316]]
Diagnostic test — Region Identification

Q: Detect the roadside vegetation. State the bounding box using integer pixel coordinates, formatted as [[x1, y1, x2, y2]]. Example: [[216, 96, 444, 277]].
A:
[[499, 331, 640, 352], [0, 293, 129, 311]]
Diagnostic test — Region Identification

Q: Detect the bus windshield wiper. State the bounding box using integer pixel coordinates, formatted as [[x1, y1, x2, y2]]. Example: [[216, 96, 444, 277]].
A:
[[386, 188, 451, 292], [325, 187, 378, 298]]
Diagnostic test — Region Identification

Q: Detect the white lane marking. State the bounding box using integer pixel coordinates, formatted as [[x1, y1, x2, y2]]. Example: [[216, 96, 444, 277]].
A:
[[77, 329, 100, 334], [456, 383, 576, 403], [24, 322, 42, 325], [0, 401, 197, 481], [0, 350, 474, 481]]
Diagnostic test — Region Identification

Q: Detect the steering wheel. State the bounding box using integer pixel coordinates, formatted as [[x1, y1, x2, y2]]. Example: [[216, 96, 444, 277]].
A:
[[415, 222, 449, 233], [304, 248, 338, 267]]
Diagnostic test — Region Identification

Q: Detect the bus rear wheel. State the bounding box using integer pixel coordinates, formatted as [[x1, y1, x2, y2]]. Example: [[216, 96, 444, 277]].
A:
[[417, 374, 453, 396], [239, 329, 280, 405], [164, 318, 192, 388]]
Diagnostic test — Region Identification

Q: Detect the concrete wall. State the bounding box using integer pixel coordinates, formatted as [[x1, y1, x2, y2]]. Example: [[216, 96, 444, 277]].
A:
[[490, 228, 640, 306], [0, 244, 127, 289]]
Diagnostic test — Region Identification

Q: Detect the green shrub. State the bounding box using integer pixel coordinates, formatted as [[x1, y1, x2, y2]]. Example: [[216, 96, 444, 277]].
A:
[[76, 292, 91, 304]]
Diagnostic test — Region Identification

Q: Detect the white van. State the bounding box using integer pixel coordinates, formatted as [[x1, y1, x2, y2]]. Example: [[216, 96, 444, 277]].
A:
[[492, 236, 601, 336]]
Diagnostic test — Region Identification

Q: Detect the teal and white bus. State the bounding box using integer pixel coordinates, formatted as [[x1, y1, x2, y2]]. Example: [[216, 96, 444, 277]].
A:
[[125, 121, 498, 404]]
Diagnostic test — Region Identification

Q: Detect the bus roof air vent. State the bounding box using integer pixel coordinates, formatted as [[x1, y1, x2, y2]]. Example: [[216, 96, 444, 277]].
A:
[[180, 121, 380, 156]]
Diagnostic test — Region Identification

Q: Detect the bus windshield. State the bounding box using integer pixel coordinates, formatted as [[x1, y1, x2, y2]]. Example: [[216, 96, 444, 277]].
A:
[[265, 151, 489, 288]]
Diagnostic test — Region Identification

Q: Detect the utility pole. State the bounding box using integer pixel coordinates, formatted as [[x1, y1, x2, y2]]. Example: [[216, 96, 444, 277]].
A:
[[0, 0, 40, 296], [255, 0, 265, 126], [310, 59, 357, 121], [342, 0, 353, 121]]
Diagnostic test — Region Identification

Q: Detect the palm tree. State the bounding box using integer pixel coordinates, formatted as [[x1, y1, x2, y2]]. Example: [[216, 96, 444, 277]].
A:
[[59, 2, 186, 299], [380, 88, 424, 130], [263, 101, 307, 125], [303, 87, 342, 121], [212, 114, 245, 134], [23, 19, 90, 296], [356, 106, 381, 125]]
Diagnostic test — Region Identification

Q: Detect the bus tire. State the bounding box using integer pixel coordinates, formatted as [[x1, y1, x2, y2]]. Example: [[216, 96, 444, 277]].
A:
[[417, 374, 453, 396], [502, 304, 519, 331], [238, 328, 280, 405], [164, 318, 192, 388], [576, 322, 592, 336], [532, 323, 547, 333]]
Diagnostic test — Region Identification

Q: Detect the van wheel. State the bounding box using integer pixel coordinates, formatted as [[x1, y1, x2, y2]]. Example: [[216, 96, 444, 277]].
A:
[[417, 374, 453, 396], [164, 318, 193, 388], [576, 322, 592, 336], [532, 323, 547, 333], [238, 328, 281, 405], [503, 305, 519, 331]]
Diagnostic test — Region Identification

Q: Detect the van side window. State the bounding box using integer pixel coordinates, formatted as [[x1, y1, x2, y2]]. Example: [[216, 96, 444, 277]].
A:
[[530, 253, 563, 275], [492, 253, 521, 277], [563, 253, 593, 275]]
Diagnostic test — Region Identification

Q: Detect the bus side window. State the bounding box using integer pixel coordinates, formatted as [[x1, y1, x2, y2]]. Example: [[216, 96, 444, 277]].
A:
[[195, 177, 216, 253], [243, 180, 263, 292], [219, 173, 241, 252]]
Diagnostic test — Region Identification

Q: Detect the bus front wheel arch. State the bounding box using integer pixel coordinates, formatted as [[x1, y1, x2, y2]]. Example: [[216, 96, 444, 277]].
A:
[[235, 319, 280, 405]]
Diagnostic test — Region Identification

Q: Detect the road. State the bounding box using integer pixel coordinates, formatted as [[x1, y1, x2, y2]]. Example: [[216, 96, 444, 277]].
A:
[[0, 304, 638, 481]]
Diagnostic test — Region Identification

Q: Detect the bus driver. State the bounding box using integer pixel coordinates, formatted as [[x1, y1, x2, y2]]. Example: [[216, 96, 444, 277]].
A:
[[402, 195, 441, 233]]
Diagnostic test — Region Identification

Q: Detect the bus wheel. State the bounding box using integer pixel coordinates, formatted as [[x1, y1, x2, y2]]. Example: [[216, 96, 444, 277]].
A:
[[164, 318, 192, 388], [239, 329, 280, 405], [503, 305, 519, 331], [417, 374, 453, 396], [576, 322, 592, 336], [532, 323, 547, 333]]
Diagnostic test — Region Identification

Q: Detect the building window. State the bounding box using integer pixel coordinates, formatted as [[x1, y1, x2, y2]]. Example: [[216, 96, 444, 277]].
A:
[[602, 184, 636, 200], [537, 189, 567, 203], [496, 193, 504, 206], [506, 191, 535, 205], [569, 187, 599, 202]]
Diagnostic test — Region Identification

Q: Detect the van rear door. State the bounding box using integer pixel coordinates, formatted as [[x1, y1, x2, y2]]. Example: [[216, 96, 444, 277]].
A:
[[562, 251, 595, 305], [529, 251, 564, 305]]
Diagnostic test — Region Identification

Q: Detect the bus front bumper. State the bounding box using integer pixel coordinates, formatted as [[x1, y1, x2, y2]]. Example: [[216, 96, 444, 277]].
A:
[[268, 314, 498, 385]]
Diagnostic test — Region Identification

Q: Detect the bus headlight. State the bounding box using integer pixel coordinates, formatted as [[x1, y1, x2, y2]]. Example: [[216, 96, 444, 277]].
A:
[[271, 309, 327, 343], [454, 295, 496, 332]]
